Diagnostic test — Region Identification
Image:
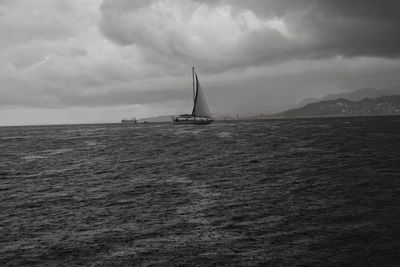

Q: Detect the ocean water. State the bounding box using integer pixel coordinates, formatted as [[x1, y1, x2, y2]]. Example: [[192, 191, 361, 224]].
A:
[[1, 116, 400, 266]]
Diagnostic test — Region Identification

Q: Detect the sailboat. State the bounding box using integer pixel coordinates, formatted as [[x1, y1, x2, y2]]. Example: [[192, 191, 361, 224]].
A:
[[172, 67, 214, 124]]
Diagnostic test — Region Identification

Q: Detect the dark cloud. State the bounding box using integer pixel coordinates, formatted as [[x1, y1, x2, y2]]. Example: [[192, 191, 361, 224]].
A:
[[221, 0, 400, 59], [99, 0, 400, 73], [291, 0, 400, 58]]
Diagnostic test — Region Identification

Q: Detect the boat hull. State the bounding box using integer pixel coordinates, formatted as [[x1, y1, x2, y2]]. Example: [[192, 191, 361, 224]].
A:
[[173, 120, 213, 125], [172, 116, 213, 125]]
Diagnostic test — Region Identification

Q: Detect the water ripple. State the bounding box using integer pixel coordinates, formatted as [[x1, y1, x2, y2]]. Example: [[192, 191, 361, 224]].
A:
[[1, 117, 400, 266]]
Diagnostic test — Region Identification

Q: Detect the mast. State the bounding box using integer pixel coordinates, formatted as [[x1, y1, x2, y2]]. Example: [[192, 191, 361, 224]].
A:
[[192, 67, 195, 103]]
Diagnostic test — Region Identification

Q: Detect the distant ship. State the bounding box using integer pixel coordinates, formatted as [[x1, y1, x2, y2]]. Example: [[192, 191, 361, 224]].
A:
[[172, 67, 213, 124], [121, 117, 137, 123]]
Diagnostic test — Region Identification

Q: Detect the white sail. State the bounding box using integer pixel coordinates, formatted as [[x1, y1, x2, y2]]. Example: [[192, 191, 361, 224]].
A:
[[192, 74, 212, 118]]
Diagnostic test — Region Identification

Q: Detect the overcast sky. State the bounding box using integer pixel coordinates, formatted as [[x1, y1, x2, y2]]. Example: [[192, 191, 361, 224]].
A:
[[1, 0, 400, 125]]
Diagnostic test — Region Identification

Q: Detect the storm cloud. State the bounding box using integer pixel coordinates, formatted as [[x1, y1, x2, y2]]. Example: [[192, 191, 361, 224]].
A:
[[99, 0, 400, 72], [1, 0, 400, 125]]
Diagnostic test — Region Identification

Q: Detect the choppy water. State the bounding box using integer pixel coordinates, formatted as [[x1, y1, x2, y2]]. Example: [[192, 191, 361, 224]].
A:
[[1, 117, 400, 266]]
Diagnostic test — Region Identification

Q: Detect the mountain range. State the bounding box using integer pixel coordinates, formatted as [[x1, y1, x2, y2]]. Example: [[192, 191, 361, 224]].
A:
[[296, 87, 400, 107], [273, 95, 400, 118]]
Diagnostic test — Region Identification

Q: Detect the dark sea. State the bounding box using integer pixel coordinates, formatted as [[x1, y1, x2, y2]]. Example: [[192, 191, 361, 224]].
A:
[[1, 116, 400, 266]]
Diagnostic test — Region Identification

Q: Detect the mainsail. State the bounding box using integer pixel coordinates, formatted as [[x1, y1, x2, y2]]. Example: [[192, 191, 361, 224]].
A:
[[192, 74, 212, 118]]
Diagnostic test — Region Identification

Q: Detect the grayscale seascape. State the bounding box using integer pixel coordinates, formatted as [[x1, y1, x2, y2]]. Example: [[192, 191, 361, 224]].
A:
[[1, 116, 399, 266], [2, 0, 400, 266]]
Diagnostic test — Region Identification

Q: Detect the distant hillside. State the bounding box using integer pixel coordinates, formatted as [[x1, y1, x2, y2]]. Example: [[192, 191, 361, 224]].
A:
[[274, 95, 400, 118], [137, 115, 172, 123], [297, 87, 400, 107]]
